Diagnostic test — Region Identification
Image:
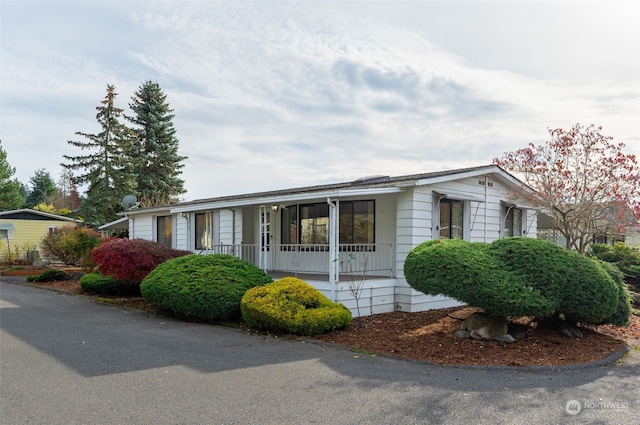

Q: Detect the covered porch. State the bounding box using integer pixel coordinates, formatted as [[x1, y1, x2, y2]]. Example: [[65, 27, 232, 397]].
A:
[[176, 189, 401, 286]]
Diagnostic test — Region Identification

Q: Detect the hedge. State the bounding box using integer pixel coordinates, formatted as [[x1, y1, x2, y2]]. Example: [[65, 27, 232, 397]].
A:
[[79, 272, 140, 296]]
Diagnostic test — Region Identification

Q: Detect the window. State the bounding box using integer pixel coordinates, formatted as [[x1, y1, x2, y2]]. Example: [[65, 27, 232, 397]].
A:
[[439, 199, 464, 239], [281, 200, 376, 247], [339, 200, 375, 244], [0, 223, 14, 239], [281, 206, 298, 247], [157, 215, 172, 247], [48, 227, 59, 233], [195, 212, 213, 250], [300, 203, 329, 244], [504, 206, 523, 237]]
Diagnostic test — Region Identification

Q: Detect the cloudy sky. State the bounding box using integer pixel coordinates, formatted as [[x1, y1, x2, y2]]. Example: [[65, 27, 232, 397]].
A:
[[1, 0, 638, 202]]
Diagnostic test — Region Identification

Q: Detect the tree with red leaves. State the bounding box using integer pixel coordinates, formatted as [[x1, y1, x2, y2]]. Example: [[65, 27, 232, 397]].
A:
[[494, 124, 639, 253], [92, 238, 190, 284]]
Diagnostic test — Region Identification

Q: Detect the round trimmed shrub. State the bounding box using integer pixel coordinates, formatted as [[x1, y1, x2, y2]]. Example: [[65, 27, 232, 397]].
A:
[[140, 254, 272, 322], [404, 238, 630, 326], [241, 277, 352, 336], [79, 272, 140, 296]]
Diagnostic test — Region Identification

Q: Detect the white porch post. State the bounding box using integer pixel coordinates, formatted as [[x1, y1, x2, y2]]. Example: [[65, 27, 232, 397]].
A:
[[327, 198, 338, 301], [259, 205, 267, 272]]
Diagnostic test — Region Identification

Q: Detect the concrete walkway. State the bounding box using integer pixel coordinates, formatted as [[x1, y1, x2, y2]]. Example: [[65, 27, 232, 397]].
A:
[[1, 279, 638, 424]]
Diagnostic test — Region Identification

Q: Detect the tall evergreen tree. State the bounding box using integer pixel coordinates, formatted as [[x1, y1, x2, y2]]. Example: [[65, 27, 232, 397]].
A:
[[126, 81, 186, 206], [25, 169, 57, 208], [0, 140, 24, 211], [61, 84, 135, 226]]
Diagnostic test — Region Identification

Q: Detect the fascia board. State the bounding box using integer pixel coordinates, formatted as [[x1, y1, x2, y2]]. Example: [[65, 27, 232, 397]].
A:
[[171, 187, 403, 213]]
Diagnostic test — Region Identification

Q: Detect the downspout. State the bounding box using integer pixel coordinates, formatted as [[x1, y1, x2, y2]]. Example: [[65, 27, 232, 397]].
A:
[[231, 209, 236, 245], [125, 214, 133, 239], [181, 212, 191, 251], [484, 176, 488, 243], [327, 198, 338, 301], [259, 205, 267, 272]]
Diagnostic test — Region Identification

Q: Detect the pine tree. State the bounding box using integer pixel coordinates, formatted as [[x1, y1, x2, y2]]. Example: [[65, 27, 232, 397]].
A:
[[25, 169, 57, 208], [0, 140, 24, 211], [61, 84, 135, 226], [126, 81, 187, 206]]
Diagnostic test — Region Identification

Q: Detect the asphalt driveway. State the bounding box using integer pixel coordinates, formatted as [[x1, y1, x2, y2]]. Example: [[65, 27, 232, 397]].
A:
[[1, 279, 638, 425]]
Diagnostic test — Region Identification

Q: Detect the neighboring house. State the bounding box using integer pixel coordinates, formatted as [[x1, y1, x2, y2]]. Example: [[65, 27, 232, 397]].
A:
[[121, 164, 538, 316], [537, 203, 639, 249], [0, 209, 81, 262], [623, 227, 640, 248]]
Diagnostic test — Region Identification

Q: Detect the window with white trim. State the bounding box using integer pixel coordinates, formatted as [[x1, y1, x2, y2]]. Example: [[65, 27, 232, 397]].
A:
[[439, 199, 464, 239], [280, 200, 376, 247], [504, 206, 523, 237], [156, 215, 172, 247], [195, 211, 213, 250]]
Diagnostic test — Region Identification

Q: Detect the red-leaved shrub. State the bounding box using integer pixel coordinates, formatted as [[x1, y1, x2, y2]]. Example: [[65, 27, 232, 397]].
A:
[[92, 238, 191, 283]]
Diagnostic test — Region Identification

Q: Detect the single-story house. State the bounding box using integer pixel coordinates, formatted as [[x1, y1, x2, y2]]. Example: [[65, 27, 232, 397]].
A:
[[625, 228, 640, 248], [0, 209, 81, 263], [120, 164, 538, 317]]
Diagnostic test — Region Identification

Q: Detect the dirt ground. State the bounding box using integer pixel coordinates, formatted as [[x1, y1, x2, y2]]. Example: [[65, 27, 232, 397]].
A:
[[20, 279, 640, 367]]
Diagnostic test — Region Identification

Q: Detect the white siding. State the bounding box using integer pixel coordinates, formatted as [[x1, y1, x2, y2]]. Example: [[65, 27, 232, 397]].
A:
[[175, 214, 188, 250], [395, 187, 433, 280], [218, 209, 242, 245], [131, 215, 153, 240]]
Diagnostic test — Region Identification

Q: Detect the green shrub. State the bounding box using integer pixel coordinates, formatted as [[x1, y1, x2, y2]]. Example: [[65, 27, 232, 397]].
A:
[[241, 277, 352, 336], [598, 262, 632, 327], [79, 272, 140, 296], [404, 238, 630, 326], [488, 238, 623, 325], [40, 226, 103, 268], [140, 254, 272, 322], [403, 239, 555, 318], [588, 242, 640, 266], [588, 242, 640, 292], [26, 269, 71, 282]]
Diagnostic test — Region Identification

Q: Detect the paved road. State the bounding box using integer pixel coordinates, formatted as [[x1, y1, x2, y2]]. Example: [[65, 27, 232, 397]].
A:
[[1, 279, 638, 425]]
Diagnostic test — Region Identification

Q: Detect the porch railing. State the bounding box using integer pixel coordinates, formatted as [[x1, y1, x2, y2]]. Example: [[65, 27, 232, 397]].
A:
[[197, 243, 394, 277]]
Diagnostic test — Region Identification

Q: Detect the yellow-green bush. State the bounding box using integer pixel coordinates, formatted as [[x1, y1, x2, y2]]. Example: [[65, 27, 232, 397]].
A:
[[241, 277, 352, 336]]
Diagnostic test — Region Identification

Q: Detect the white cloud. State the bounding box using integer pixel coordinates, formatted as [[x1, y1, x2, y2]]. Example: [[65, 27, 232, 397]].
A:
[[1, 0, 638, 203]]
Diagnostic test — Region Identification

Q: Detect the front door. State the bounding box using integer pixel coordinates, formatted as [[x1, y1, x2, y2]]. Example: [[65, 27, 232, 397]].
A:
[[258, 206, 274, 270]]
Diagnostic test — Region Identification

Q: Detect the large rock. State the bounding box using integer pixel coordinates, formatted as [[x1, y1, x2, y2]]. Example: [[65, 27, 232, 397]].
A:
[[454, 312, 515, 343]]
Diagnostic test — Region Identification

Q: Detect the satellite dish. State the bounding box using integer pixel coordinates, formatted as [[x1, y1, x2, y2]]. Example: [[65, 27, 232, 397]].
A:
[[122, 195, 138, 210]]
